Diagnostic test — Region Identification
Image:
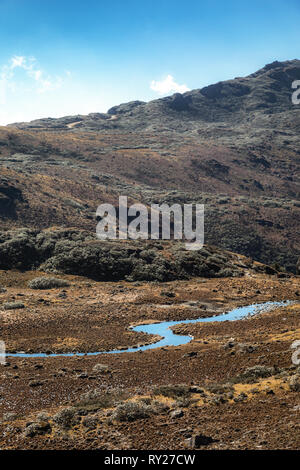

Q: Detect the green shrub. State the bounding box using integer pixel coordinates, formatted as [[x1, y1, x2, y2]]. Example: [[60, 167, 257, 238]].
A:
[[111, 401, 153, 422], [206, 383, 234, 395], [233, 365, 276, 384], [28, 276, 70, 289], [23, 421, 51, 437], [152, 384, 190, 399], [127, 258, 176, 282], [76, 389, 126, 412], [3, 301, 25, 310], [52, 407, 78, 429], [289, 374, 300, 392]]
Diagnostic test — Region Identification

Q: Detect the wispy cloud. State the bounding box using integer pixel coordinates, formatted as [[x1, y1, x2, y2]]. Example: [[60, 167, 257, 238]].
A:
[[0, 55, 69, 124], [150, 74, 190, 95], [0, 55, 64, 103]]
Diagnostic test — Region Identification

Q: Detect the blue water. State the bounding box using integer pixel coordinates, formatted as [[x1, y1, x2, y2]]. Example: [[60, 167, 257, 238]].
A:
[[2, 300, 293, 358]]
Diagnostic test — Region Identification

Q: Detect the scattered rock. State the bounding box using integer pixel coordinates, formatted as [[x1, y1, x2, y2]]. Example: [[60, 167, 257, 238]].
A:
[[185, 434, 214, 448], [289, 375, 300, 392], [234, 392, 248, 402], [183, 351, 198, 358], [92, 363, 111, 374], [23, 421, 51, 437], [160, 291, 175, 298], [237, 343, 257, 353], [189, 386, 204, 393], [170, 409, 184, 419], [224, 340, 236, 350], [77, 372, 89, 379], [29, 380, 45, 387]]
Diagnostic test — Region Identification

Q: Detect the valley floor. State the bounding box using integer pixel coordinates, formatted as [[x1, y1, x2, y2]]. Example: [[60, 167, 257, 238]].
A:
[[0, 271, 299, 450]]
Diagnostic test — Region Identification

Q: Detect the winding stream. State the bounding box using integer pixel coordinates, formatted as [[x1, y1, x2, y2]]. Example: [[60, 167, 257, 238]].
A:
[[3, 300, 293, 358]]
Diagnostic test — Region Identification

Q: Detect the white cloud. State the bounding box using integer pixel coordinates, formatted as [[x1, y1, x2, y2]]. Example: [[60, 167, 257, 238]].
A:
[[0, 55, 65, 103], [0, 55, 71, 124], [150, 74, 190, 95], [11, 55, 26, 69]]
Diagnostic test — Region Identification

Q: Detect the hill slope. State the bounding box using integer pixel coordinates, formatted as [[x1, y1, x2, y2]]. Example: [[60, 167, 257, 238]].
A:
[[1, 60, 299, 271]]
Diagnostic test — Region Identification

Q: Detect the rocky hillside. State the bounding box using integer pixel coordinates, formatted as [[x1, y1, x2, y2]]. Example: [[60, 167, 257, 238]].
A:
[[1, 60, 299, 272], [9, 60, 300, 150]]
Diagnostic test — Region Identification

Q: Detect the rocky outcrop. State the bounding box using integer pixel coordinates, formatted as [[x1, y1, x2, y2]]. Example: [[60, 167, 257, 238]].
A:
[[107, 100, 145, 115]]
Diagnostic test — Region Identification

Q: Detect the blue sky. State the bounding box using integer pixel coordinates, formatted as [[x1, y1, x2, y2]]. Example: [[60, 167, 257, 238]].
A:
[[0, 0, 299, 124]]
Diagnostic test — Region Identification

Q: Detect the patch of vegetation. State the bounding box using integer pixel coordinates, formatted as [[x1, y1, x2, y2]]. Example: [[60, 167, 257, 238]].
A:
[[2, 301, 25, 310], [0, 228, 248, 281], [289, 374, 300, 392], [23, 421, 51, 437], [28, 276, 70, 289], [52, 407, 78, 430], [75, 389, 127, 413], [205, 383, 234, 395], [152, 384, 191, 399], [232, 365, 277, 384], [111, 401, 155, 422]]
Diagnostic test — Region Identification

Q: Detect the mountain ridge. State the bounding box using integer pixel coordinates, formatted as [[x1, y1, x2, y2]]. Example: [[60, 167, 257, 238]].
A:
[[8, 59, 300, 134]]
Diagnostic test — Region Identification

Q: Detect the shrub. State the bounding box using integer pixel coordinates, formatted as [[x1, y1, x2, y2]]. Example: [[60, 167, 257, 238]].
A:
[[138, 397, 169, 413], [206, 383, 234, 395], [23, 421, 51, 437], [92, 363, 111, 374], [233, 365, 276, 384], [3, 301, 25, 310], [0, 229, 39, 270], [289, 374, 300, 392], [42, 243, 134, 281], [160, 290, 175, 298], [127, 258, 176, 282], [242, 365, 275, 378], [52, 407, 77, 429], [28, 276, 70, 289], [152, 384, 190, 399], [36, 412, 50, 422], [82, 415, 98, 429], [217, 267, 237, 278], [76, 389, 126, 412], [111, 401, 153, 422], [174, 397, 194, 408]]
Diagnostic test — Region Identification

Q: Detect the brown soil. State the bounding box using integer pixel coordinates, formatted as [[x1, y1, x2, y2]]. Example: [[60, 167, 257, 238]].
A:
[[0, 270, 299, 450]]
